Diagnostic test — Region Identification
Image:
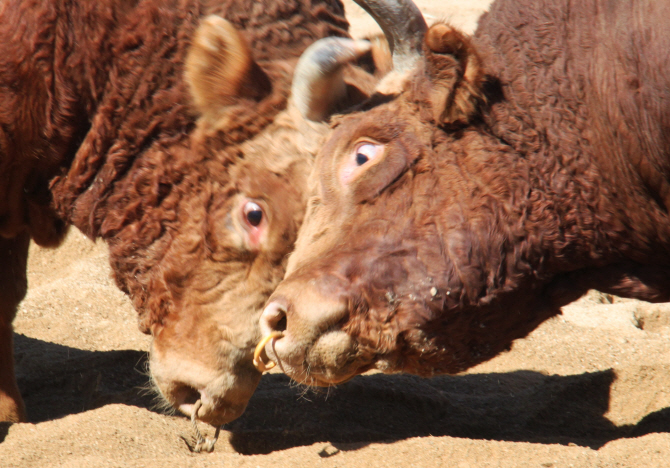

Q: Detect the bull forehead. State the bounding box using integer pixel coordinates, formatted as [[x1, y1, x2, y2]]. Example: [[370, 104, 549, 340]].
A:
[[329, 96, 425, 143]]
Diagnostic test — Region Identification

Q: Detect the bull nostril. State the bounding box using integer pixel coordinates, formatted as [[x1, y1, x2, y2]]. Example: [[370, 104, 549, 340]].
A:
[[275, 314, 287, 333], [174, 383, 200, 407], [256, 301, 289, 373], [260, 300, 288, 335]]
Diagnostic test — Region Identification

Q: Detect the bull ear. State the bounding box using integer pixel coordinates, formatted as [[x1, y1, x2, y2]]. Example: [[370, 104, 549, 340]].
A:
[[423, 23, 486, 126], [185, 15, 271, 119]]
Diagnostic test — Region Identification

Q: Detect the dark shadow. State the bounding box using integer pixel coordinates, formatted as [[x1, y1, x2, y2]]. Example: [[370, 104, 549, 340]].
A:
[[631, 407, 670, 436], [0, 422, 10, 443], [10, 333, 670, 454], [13, 334, 157, 423], [227, 368, 669, 455]]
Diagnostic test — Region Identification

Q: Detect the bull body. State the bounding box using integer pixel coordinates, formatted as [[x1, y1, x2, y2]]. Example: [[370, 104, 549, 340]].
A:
[[0, 0, 381, 425], [259, 0, 670, 386]]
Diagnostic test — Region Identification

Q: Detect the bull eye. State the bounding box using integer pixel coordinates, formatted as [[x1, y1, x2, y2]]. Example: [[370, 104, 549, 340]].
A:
[[341, 141, 385, 185], [355, 142, 378, 166], [243, 201, 263, 227]]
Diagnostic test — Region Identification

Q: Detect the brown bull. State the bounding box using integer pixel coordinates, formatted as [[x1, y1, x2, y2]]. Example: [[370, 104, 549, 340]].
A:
[[257, 0, 670, 387], [0, 0, 386, 426]]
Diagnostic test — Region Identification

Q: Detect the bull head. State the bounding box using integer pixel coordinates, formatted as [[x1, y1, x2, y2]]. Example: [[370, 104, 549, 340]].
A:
[[252, 0, 497, 386], [256, 0, 670, 386], [147, 15, 384, 426]]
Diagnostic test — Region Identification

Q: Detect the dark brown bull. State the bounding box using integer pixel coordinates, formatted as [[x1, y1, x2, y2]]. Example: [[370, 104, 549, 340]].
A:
[[257, 0, 670, 387], [0, 0, 385, 426]]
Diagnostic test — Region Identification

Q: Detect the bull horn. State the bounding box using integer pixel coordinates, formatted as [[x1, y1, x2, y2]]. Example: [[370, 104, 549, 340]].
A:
[[291, 37, 371, 122], [354, 0, 427, 72]]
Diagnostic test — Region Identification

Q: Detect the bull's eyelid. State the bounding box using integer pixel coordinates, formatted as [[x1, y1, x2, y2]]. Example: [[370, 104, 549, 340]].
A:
[[240, 195, 273, 225], [243, 200, 264, 228], [354, 141, 381, 166], [235, 197, 271, 252], [340, 139, 386, 185]]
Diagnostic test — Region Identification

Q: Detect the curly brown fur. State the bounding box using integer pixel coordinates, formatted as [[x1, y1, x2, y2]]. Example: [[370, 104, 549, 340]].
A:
[[5, 0, 343, 313], [0, 0, 387, 424]]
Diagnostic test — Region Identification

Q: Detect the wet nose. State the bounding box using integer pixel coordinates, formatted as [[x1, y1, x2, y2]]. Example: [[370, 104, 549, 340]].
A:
[[256, 284, 358, 383], [260, 282, 350, 342]]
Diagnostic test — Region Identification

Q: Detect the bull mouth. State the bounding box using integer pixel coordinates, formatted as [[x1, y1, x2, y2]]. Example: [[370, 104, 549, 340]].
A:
[[168, 383, 248, 426], [298, 364, 370, 387], [188, 402, 246, 427], [254, 328, 368, 386]]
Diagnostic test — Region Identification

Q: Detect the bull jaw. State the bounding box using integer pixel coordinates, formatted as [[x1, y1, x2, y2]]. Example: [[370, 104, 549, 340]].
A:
[[178, 391, 247, 425]]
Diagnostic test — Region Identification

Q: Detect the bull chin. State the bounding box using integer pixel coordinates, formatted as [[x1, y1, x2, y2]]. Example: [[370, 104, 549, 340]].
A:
[[179, 399, 247, 426]]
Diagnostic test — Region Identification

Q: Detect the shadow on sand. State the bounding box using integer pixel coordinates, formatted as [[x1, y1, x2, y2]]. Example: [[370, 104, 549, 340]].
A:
[[10, 334, 670, 453], [14, 334, 155, 423], [228, 369, 670, 454], [0, 423, 10, 444]]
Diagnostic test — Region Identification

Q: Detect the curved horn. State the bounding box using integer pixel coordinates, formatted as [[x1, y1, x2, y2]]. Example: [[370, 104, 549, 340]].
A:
[[291, 37, 371, 122], [354, 0, 427, 72]]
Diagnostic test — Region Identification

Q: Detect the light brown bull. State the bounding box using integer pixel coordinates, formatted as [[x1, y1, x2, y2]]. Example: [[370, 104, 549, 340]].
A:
[[0, 0, 387, 427]]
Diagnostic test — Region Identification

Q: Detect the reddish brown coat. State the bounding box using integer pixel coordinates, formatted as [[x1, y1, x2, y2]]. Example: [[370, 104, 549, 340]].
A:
[[260, 0, 670, 386]]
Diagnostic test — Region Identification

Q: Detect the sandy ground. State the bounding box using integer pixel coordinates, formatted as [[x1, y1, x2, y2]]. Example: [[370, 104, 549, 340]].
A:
[[3, 1, 670, 467]]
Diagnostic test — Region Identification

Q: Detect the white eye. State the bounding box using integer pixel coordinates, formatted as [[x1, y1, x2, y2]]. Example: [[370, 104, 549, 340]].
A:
[[243, 201, 263, 227], [340, 141, 385, 185], [355, 142, 380, 166]]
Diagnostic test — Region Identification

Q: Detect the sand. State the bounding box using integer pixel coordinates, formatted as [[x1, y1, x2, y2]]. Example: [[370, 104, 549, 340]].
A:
[[2, 1, 670, 466]]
